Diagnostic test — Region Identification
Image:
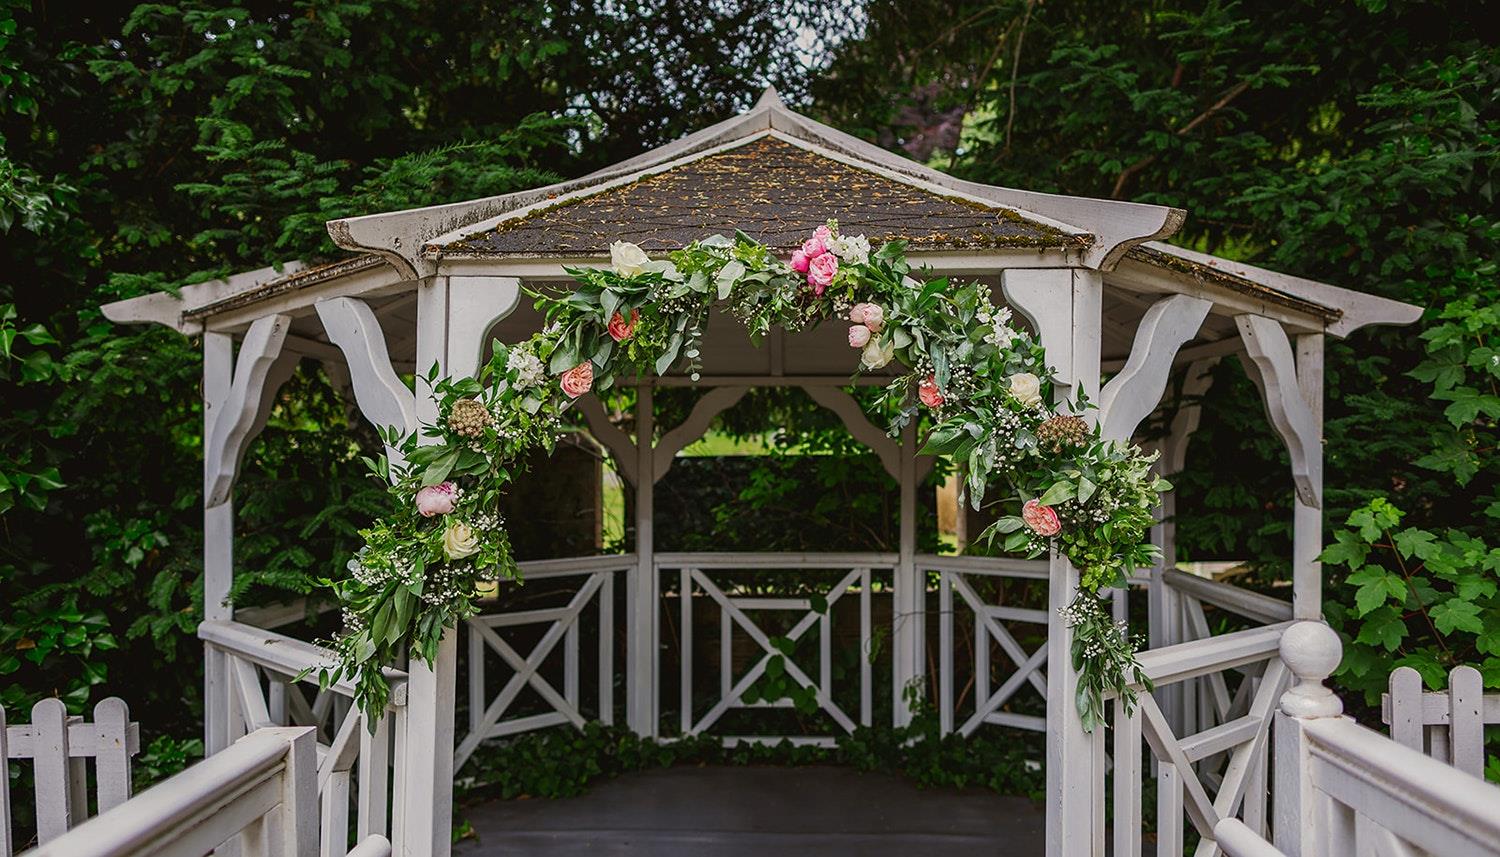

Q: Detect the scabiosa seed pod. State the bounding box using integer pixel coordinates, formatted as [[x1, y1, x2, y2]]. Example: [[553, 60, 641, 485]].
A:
[[447, 398, 493, 438], [1036, 414, 1090, 453]]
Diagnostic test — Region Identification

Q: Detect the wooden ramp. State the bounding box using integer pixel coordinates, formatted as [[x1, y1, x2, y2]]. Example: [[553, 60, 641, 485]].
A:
[[455, 765, 1045, 856]]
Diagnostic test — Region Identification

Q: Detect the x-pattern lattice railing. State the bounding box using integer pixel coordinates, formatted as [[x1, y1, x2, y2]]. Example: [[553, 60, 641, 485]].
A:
[[199, 619, 405, 857], [456, 555, 628, 769], [928, 556, 1051, 736], [1110, 622, 1292, 857]]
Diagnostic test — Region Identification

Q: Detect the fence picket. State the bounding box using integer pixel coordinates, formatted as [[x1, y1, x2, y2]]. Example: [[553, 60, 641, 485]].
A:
[[92, 699, 133, 813], [1, 705, 11, 857], [30, 700, 73, 844]]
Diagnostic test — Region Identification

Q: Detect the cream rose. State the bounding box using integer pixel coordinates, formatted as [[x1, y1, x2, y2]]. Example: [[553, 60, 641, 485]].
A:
[[443, 520, 480, 560], [1008, 372, 1043, 408], [860, 339, 895, 370], [609, 241, 651, 276]]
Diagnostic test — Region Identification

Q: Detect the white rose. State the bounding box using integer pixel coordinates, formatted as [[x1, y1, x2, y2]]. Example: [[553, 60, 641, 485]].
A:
[[442, 520, 480, 560], [1007, 372, 1043, 408], [860, 339, 895, 370], [609, 241, 650, 276]]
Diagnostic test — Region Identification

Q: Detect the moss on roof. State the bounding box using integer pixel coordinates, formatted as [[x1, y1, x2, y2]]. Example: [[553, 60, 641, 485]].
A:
[[433, 137, 1090, 257]]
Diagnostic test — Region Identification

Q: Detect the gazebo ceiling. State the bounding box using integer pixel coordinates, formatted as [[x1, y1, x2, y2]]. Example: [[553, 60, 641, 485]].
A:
[[433, 136, 1090, 258]]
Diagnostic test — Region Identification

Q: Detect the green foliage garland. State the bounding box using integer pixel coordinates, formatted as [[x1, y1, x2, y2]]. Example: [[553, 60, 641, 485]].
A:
[[321, 225, 1164, 729]]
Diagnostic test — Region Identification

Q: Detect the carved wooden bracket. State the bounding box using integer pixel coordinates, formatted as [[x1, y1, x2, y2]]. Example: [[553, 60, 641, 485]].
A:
[[316, 297, 419, 472], [1236, 314, 1322, 507], [447, 276, 522, 379], [1098, 294, 1211, 442], [575, 393, 639, 487], [204, 314, 291, 507], [1160, 357, 1220, 477], [653, 386, 748, 483], [802, 385, 908, 481]]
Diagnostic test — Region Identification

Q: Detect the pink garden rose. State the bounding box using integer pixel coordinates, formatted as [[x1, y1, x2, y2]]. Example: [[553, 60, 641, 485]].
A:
[[849, 302, 884, 332], [607, 309, 639, 342], [848, 324, 871, 348], [801, 234, 827, 259], [918, 374, 944, 408], [1021, 498, 1062, 537], [560, 362, 594, 398], [813, 224, 832, 245], [807, 252, 838, 294], [415, 482, 458, 517], [790, 249, 810, 273]]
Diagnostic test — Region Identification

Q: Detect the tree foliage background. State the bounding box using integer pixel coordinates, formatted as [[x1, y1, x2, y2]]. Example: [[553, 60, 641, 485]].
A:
[[1, 0, 1495, 758]]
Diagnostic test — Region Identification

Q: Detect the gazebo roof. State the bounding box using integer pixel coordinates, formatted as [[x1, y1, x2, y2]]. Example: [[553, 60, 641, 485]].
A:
[[434, 135, 1090, 258]]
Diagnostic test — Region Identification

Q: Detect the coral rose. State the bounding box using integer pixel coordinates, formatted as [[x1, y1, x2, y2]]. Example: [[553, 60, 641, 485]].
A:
[[848, 324, 872, 348], [415, 482, 457, 517], [560, 362, 594, 398], [807, 252, 838, 294], [918, 374, 944, 408], [607, 309, 639, 342], [1021, 498, 1061, 537]]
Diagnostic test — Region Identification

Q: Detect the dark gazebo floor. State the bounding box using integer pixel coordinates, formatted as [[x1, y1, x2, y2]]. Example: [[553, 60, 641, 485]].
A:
[[454, 765, 1046, 856]]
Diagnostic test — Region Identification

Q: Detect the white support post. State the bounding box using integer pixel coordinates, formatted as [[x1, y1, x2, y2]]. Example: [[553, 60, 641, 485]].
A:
[[1273, 621, 1345, 857], [397, 276, 457, 857], [1292, 334, 1324, 620], [204, 333, 234, 760], [627, 385, 657, 736], [893, 418, 920, 725], [1008, 268, 1105, 857], [1237, 316, 1325, 620]]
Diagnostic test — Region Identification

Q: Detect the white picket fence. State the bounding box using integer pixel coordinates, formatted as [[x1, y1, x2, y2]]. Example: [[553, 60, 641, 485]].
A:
[[1, 698, 139, 855], [1383, 664, 1498, 780]]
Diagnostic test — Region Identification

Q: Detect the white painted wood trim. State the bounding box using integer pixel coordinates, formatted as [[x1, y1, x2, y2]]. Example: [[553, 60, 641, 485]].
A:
[[444, 276, 521, 379], [204, 314, 292, 507], [652, 386, 748, 483], [315, 297, 419, 472], [1235, 315, 1322, 508], [575, 394, 638, 486], [1098, 294, 1211, 442], [802, 385, 901, 480]]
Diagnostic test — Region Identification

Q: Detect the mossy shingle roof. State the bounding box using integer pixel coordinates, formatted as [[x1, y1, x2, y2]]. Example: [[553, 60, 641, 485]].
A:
[[433, 137, 1089, 257]]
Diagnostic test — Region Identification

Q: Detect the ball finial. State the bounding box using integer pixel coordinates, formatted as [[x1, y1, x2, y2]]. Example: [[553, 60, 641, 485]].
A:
[[1279, 621, 1344, 718]]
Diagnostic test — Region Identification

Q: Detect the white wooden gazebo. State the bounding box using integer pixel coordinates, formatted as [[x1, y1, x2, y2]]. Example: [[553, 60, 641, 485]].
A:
[[100, 88, 1434, 857]]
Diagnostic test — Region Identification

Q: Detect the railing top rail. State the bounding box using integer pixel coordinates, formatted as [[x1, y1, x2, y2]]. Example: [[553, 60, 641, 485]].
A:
[[198, 619, 408, 707], [654, 551, 900, 569], [28, 727, 312, 857], [1305, 715, 1500, 852], [915, 554, 1050, 578], [1163, 568, 1293, 625], [514, 553, 638, 579], [1130, 622, 1291, 689]]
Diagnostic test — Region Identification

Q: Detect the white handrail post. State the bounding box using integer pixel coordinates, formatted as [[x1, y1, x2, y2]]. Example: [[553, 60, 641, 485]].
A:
[[1273, 620, 1344, 857]]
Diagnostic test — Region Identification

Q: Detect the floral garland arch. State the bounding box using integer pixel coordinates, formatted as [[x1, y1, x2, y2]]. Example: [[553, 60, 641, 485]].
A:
[[326, 225, 1164, 731]]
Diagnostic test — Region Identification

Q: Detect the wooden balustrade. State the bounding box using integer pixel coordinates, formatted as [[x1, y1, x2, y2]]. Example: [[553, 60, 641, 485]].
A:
[[199, 620, 406, 857]]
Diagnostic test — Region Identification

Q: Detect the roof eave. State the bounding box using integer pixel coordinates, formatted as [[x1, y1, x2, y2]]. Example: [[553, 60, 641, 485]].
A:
[[101, 260, 309, 335], [1137, 242, 1423, 337]]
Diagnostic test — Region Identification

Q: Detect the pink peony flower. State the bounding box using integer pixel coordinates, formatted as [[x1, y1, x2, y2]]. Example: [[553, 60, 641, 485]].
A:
[[849, 302, 884, 332], [801, 234, 827, 259], [415, 482, 458, 517], [607, 309, 639, 342], [848, 324, 871, 348], [807, 252, 838, 294], [1022, 498, 1062, 537], [918, 374, 944, 408], [790, 249, 810, 273], [560, 362, 594, 398]]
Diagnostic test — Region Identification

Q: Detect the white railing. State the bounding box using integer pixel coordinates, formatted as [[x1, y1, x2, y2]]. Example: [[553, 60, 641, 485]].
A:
[[200, 620, 406, 857], [1383, 664, 1499, 780], [1217, 622, 1500, 857], [2, 698, 139, 854], [659, 552, 896, 746], [28, 726, 321, 857], [926, 555, 1051, 735], [457, 554, 631, 768]]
